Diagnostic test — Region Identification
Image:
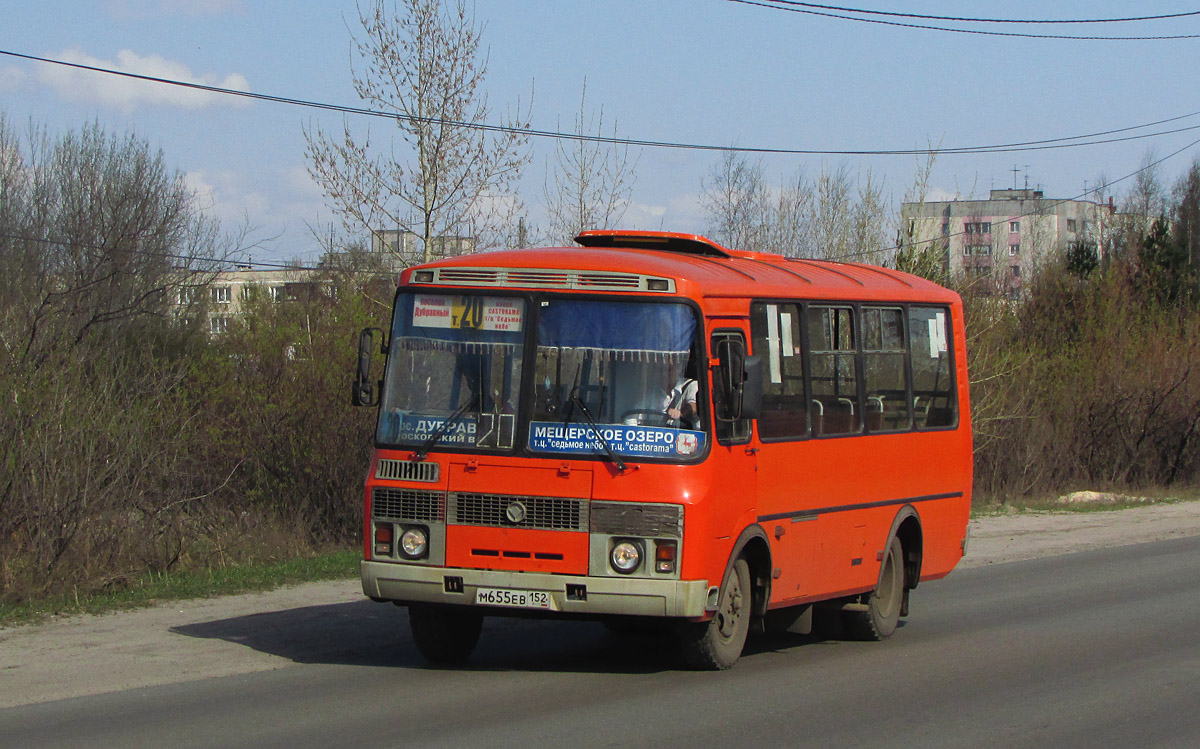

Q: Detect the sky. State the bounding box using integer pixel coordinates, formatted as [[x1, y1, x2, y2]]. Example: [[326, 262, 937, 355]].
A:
[[4, 0, 1200, 266]]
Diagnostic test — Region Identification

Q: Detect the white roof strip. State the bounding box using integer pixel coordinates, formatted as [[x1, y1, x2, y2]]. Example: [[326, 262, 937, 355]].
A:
[[417, 266, 676, 293]]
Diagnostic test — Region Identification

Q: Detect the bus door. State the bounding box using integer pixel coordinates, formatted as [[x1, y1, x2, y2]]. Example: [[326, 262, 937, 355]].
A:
[[708, 327, 759, 563]]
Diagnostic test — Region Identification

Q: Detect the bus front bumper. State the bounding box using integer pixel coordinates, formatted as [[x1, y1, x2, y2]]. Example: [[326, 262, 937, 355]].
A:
[[361, 560, 712, 618]]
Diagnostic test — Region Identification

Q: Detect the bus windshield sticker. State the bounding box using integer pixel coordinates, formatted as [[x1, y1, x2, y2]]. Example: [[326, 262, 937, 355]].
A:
[[386, 412, 479, 446], [529, 421, 706, 458], [766, 303, 782, 384], [413, 295, 525, 332], [929, 313, 948, 357], [780, 311, 795, 358]]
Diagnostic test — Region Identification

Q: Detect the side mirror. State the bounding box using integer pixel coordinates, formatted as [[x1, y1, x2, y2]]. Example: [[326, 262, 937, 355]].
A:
[[352, 327, 383, 407], [713, 337, 763, 422]]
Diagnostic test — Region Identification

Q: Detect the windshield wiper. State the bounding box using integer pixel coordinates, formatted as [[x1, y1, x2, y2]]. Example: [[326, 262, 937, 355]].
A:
[[568, 391, 627, 473], [413, 395, 477, 462]]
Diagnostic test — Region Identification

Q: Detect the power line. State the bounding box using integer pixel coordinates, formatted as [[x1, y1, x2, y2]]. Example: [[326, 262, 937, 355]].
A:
[[4, 48, 1200, 158], [727, 0, 1200, 40], [752, 2, 1200, 25], [7, 140, 1200, 271]]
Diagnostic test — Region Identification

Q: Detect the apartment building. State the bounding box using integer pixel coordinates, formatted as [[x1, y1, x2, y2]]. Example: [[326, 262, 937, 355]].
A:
[[191, 229, 477, 334], [900, 188, 1115, 295], [190, 267, 332, 335]]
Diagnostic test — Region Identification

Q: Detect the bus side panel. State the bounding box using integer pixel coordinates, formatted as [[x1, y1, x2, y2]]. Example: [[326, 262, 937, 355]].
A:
[[914, 492, 971, 582], [756, 428, 971, 605]]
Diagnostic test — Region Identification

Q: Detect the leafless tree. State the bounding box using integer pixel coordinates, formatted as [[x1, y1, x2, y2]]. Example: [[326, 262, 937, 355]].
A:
[[0, 116, 228, 368], [810, 164, 887, 262], [700, 150, 769, 251], [542, 81, 637, 245], [0, 114, 238, 597], [1171, 156, 1200, 270], [700, 151, 888, 260], [304, 0, 531, 265], [893, 151, 949, 282]]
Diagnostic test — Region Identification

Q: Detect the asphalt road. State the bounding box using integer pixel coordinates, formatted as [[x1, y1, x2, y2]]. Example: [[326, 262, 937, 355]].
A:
[[3, 535, 1198, 748]]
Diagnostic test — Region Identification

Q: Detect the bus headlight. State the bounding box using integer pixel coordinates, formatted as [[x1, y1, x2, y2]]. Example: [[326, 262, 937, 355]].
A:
[[610, 541, 642, 574], [399, 526, 429, 559]]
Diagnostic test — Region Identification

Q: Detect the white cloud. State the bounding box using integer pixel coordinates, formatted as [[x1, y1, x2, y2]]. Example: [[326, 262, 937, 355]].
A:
[[284, 166, 323, 199], [36, 48, 250, 112], [183, 167, 331, 261], [622, 201, 667, 229], [0, 65, 28, 93]]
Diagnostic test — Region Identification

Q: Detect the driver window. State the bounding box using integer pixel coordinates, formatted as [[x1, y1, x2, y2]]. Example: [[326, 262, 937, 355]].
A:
[[616, 355, 699, 429], [711, 330, 751, 444]]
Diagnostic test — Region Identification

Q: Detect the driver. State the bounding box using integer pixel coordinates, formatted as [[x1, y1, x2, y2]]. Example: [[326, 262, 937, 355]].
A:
[[664, 368, 698, 429]]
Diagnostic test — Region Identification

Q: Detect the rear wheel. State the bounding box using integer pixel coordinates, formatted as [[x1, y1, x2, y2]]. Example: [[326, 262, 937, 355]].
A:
[[678, 557, 752, 670], [408, 603, 483, 665], [844, 536, 904, 641]]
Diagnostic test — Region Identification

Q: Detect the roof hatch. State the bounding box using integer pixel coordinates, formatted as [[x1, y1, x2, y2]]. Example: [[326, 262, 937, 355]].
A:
[[575, 230, 732, 258]]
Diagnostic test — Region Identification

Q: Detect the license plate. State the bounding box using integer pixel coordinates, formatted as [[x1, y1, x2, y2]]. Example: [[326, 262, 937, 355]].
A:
[[475, 587, 554, 610]]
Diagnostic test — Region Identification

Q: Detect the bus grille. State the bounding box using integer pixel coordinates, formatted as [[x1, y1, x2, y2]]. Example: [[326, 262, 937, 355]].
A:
[[449, 492, 587, 531], [372, 488, 445, 522], [376, 459, 439, 483], [590, 501, 683, 538]]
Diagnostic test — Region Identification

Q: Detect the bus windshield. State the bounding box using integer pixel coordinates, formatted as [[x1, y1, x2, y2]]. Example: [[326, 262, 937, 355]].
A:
[[529, 299, 707, 461], [377, 293, 525, 451]]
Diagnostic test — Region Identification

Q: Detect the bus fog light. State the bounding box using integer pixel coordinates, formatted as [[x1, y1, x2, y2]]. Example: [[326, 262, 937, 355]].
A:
[[610, 541, 642, 574], [654, 540, 677, 574], [399, 527, 428, 559], [374, 523, 393, 556]]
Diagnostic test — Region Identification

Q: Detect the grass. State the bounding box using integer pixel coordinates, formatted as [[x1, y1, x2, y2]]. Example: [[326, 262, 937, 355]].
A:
[[0, 548, 361, 628]]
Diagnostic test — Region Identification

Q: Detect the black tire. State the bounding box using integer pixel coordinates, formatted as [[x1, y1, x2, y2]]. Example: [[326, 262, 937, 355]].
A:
[[678, 558, 752, 670], [844, 536, 904, 641], [408, 603, 483, 665]]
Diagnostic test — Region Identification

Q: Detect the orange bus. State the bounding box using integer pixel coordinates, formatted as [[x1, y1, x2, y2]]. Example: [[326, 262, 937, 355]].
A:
[[354, 231, 972, 669]]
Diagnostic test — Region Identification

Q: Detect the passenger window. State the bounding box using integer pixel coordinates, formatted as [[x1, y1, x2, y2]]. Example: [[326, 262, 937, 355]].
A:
[[751, 302, 807, 439], [909, 307, 957, 428], [862, 307, 911, 431], [807, 306, 859, 435]]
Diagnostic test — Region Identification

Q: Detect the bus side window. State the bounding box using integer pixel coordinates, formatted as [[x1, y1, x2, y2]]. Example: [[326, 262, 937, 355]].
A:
[[862, 307, 911, 432], [750, 302, 807, 439], [909, 306, 957, 429], [711, 330, 752, 444], [807, 306, 860, 436]]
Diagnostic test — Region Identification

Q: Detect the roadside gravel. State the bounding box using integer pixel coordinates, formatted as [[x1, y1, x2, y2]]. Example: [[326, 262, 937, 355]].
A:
[[4, 500, 1200, 708]]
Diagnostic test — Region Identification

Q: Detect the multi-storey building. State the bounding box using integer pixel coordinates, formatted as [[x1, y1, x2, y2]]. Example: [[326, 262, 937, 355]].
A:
[[368, 228, 476, 267], [900, 189, 1116, 295], [186, 267, 332, 335], [190, 229, 478, 334]]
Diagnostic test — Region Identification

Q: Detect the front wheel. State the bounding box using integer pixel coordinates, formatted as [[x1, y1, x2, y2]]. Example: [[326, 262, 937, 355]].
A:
[[408, 603, 484, 665], [844, 536, 904, 641], [678, 557, 752, 670]]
